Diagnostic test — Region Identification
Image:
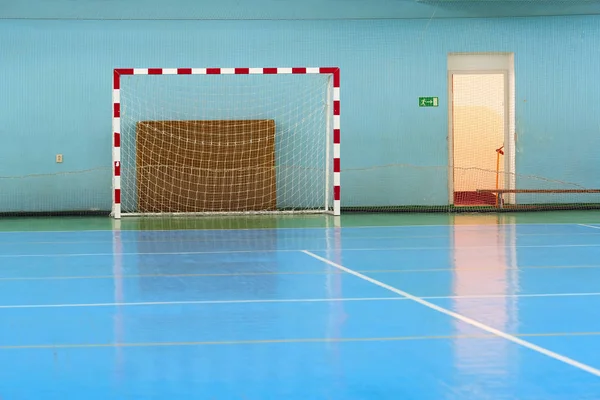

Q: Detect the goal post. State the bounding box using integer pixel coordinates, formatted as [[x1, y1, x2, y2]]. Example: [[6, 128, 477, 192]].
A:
[[112, 67, 340, 219]]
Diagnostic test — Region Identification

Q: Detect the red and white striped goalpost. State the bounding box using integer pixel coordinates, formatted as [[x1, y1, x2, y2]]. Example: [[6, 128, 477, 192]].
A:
[[112, 67, 341, 219]]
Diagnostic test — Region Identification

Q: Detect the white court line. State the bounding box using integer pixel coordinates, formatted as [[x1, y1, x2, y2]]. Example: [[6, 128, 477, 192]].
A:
[[301, 250, 600, 378], [2, 291, 600, 310], [580, 224, 600, 231], [2, 264, 600, 281], [0, 222, 594, 235], [2, 242, 600, 258], [0, 297, 402, 309], [443, 292, 600, 300], [0, 250, 287, 258], [3, 230, 600, 246], [334, 244, 600, 252]]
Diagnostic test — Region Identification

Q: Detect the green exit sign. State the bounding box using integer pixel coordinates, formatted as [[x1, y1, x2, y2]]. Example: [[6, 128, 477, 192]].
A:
[[419, 97, 439, 107]]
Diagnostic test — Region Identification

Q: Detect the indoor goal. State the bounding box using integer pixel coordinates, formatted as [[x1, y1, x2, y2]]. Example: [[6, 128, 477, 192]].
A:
[[112, 67, 340, 218]]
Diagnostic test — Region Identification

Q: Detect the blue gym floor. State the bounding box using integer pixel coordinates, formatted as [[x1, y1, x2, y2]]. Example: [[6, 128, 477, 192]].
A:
[[2, 219, 600, 399]]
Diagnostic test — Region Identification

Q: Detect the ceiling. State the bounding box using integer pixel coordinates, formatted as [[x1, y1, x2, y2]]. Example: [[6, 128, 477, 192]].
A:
[[1, 0, 599, 20]]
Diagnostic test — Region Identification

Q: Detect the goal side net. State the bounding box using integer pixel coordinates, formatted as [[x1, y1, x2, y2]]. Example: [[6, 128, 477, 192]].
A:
[[112, 68, 340, 218]]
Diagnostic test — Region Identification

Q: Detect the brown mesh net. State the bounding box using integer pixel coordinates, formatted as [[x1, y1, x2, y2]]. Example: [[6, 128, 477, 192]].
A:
[[136, 120, 276, 213]]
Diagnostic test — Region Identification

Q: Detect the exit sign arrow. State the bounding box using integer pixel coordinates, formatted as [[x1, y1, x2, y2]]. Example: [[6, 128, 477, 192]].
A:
[[419, 97, 438, 107]]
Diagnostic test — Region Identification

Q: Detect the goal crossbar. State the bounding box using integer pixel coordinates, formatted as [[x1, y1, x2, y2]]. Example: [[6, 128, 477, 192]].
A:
[[111, 67, 341, 219]]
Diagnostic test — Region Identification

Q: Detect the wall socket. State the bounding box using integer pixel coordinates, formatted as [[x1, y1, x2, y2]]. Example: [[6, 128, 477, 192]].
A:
[[56, 154, 63, 163]]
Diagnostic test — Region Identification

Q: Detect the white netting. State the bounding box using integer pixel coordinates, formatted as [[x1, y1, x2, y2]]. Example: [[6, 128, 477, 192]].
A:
[[118, 73, 334, 216]]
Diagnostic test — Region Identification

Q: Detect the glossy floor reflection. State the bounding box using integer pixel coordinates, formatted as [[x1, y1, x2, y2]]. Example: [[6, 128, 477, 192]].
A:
[[1, 219, 600, 399]]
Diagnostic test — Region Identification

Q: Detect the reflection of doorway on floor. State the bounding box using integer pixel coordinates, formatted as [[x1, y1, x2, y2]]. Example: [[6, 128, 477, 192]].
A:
[[452, 73, 506, 206], [450, 216, 515, 373]]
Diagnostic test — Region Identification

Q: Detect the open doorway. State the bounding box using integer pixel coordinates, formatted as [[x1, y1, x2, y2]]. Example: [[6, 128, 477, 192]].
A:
[[452, 73, 506, 205], [448, 53, 515, 207]]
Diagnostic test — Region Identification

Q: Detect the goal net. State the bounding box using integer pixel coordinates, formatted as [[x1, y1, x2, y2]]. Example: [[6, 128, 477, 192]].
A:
[[113, 68, 340, 218]]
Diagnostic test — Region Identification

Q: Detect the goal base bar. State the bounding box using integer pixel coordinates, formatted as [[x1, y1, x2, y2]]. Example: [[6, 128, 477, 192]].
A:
[[115, 210, 337, 218]]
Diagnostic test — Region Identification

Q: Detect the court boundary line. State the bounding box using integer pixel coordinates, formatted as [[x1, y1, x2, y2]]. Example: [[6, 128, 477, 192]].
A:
[[3, 263, 600, 281], [3, 241, 600, 258], [4, 331, 600, 350], [3, 229, 600, 246], [3, 291, 600, 310], [580, 224, 600, 230], [0, 297, 400, 309], [302, 250, 600, 378], [1, 222, 599, 234]]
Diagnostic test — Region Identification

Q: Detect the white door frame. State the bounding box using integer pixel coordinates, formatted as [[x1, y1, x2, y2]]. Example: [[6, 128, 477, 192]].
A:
[[447, 53, 516, 205]]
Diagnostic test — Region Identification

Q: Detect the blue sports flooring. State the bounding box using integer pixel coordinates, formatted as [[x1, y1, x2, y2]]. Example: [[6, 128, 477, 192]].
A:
[[1, 221, 600, 399]]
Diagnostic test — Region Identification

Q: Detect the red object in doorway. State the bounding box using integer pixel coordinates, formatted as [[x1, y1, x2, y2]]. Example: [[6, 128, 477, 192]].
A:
[[454, 191, 496, 206]]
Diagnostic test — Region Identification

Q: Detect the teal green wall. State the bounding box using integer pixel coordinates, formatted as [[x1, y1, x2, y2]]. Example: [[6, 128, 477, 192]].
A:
[[0, 16, 599, 212], [3, 0, 599, 20]]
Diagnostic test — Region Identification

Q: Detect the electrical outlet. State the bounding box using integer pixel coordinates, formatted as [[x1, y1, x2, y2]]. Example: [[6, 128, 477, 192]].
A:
[[56, 154, 63, 163]]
